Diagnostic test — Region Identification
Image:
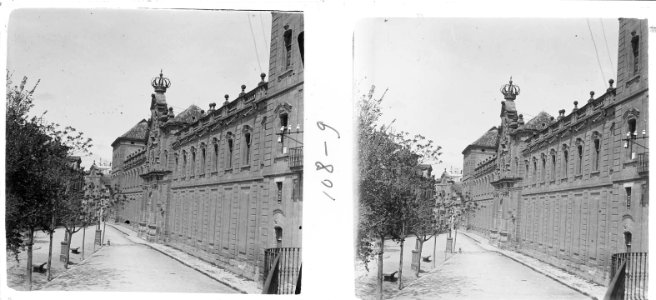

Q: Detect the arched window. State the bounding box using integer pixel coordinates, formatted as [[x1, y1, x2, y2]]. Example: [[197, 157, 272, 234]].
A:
[[213, 138, 219, 172], [532, 158, 538, 181], [576, 141, 583, 175], [631, 31, 640, 75], [541, 155, 547, 182], [550, 150, 557, 181], [627, 118, 637, 160], [200, 143, 206, 175], [592, 136, 601, 171], [226, 133, 234, 169], [190, 147, 196, 176], [279, 113, 289, 154], [562, 146, 569, 179], [182, 150, 187, 177], [174, 153, 179, 175], [242, 126, 252, 166], [244, 132, 252, 165], [283, 25, 293, 69]]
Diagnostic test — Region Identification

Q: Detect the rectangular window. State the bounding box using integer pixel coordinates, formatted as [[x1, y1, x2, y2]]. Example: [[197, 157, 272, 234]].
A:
[[277, 182, 283, 203]]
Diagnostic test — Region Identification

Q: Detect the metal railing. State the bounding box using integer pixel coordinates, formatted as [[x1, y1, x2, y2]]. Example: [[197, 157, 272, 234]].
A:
[[263, 247, 301, 294], [289, 147, 303, 168], [637, 153, 648, 174], [606, 252, 648, 300]]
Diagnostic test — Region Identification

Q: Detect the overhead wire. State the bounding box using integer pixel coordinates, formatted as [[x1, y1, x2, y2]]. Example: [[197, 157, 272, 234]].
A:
[[259, 13, 269, 53], [586, 19, 607, 87], [599, 19, 615, 74], [247, 14, 263, 73]]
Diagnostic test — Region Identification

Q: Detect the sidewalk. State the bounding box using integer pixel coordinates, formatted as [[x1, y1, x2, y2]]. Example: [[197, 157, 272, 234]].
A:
[[106, 223, 260, 294], [460, 230, 606, 300]]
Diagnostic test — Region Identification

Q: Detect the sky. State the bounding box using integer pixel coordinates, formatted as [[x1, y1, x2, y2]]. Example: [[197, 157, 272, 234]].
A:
[[354, 17, 619, 176], [8, 8, 272, 169]]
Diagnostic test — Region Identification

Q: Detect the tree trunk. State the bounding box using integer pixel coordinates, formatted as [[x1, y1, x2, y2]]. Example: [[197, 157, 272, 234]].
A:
[[65, 230, 73, 269], [26, 228, 34, 291], [398, 238, 404, 290], [453, 228, 458, 251], [47, 229, 53, 281], [415, 239, 424, 277], [376, 235, 384, 300], [82, 224, 86, 260], [102, 219, 106, 245], [432, 233, 437, 268]]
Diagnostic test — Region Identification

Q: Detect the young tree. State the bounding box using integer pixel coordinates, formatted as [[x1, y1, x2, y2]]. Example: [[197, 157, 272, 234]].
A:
[[6, 74, 93, 286], [6, 74, 63, 290]]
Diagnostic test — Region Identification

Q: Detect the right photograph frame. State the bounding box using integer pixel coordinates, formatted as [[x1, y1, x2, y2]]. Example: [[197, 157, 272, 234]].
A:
[[354, 17, 648, 300]]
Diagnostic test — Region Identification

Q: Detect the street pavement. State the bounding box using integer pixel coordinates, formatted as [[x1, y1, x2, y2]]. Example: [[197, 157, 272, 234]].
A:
[[39, 225, 237, 293], [355, 232, 456, 298], [387, 233, 589, 300], [6, 225, 102, 290]]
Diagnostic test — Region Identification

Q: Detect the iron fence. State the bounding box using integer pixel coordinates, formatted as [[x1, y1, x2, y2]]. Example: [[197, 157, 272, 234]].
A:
[[608, 252, 648, 300], [289, 147, 303, 168], [263, 247, 301, 294]]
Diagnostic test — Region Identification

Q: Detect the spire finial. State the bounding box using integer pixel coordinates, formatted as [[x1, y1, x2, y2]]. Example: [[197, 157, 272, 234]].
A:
[[500, 77, 520, 100], [151, 70, 171, 93]]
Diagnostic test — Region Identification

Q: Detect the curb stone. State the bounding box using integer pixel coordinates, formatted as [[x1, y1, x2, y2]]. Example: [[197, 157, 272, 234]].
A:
[[460, 231, 602, 300], [106, 223, 252, 294]]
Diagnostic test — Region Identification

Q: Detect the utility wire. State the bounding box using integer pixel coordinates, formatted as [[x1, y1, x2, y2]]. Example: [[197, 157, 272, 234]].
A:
[[259, 14, 269, 54], [247, 14, 263, 73], [586, 19, 607, 87], [599, 19, 615, 74]]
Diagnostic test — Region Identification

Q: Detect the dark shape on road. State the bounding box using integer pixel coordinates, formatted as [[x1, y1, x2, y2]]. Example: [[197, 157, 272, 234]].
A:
[[71, 247, 80, 254], [33, 263, 47, 274], [422, 255, 432, 262], [383, 271, 398, 282]]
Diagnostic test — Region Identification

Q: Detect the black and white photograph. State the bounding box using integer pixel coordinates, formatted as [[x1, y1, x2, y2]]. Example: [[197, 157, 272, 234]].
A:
[[355, 17, 648, 299], [5, 8, 303, 294]]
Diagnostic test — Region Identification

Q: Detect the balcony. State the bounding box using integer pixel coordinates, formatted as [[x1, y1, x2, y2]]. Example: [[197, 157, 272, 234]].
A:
[[289, 147, 303, 169], [637, 152, 648, 175]]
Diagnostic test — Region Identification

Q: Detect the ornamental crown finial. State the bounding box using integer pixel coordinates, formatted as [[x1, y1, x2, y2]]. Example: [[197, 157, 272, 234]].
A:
[[500, 76, 520, 100], [151, 70, 171, 93]]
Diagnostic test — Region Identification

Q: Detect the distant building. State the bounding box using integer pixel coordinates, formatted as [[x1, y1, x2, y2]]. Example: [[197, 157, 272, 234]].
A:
[[462, 18, 648, 285], [110, 12, 304, 284]]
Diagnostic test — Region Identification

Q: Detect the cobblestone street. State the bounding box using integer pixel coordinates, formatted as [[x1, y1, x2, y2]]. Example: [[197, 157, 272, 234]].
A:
[[387, 233, 588, 300], [39, 225, 237, 293]]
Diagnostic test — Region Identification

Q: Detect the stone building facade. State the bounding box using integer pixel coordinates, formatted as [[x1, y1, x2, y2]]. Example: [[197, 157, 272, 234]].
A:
[[462, 18, 648, 285], [110, 12, 304, 283]]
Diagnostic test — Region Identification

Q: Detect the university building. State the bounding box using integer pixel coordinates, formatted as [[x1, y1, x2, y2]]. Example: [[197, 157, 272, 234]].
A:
[[110, 12, 304, 284], [462, 18, 648, 284]]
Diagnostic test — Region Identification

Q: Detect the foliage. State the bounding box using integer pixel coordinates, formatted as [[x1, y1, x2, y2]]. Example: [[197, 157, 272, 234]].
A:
[[357, 85, 444, 269], [5, 73, 93, 263]]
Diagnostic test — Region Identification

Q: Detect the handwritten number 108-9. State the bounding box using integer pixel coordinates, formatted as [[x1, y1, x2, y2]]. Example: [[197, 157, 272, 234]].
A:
[[316, 121, 340, 201]]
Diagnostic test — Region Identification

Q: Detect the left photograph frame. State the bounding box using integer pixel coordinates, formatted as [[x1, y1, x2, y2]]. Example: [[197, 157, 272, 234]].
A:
[[5, 8, 303, 294]]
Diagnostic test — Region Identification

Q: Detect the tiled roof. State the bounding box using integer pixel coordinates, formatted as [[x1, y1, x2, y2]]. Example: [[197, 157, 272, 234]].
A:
[[524, 111, 553, 131], [470, 127, 499, 148], [171, 105, 202, 124], [120, 119, 149, 140]]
